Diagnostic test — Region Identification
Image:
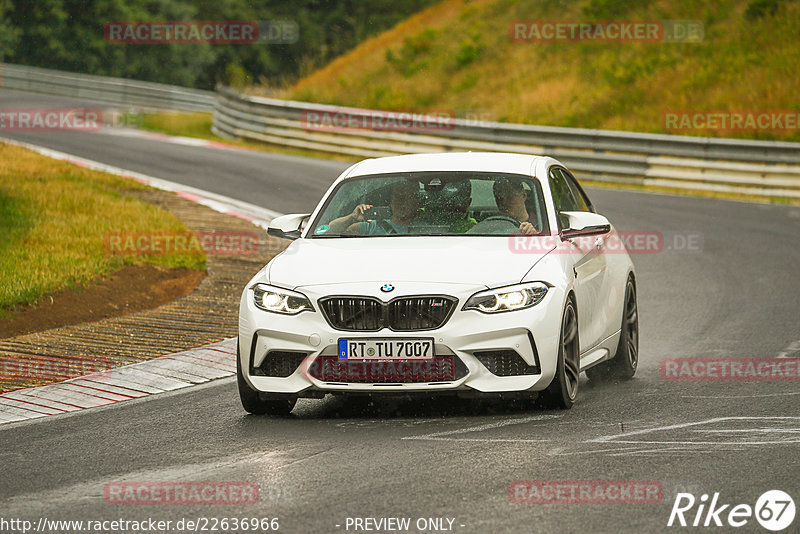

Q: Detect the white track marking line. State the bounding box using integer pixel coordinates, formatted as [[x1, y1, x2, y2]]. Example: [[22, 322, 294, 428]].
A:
[[0, 136, 284, 228], [777, 339, 800, 358], [402, 414, 561, 442], [589, 416, 800, 445], [548, 445, 649, 457], [691, 428, 800, 434], [606, 447, 723, 457], [412, 437, 550, 442], [682, 391, 800, 398]]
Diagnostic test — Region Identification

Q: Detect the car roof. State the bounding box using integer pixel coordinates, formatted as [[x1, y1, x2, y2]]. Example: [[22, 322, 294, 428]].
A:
[[343, 152, 552, 179]]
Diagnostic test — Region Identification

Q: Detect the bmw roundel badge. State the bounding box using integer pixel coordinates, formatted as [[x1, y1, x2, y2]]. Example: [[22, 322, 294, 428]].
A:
[[380, 283, 394, 293]]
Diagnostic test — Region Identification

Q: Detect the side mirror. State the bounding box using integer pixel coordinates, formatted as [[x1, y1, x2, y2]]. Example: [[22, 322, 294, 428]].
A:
[[267, 213, 310, 240], [559, 211, 611, 238]]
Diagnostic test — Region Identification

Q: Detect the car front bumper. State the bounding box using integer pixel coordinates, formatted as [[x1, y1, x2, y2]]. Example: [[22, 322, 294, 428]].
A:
[[238, 283, 565, 396]]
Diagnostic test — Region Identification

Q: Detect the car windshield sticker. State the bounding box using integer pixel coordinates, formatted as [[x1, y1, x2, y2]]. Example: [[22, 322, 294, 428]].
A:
[[315, 224, 330, 235]]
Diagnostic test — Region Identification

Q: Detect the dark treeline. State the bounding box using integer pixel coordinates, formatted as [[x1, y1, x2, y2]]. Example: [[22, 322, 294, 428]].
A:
[[0, 0, 436, 89]]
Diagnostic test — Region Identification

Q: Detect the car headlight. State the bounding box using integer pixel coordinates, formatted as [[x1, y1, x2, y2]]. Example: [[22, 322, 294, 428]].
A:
[[252, 284, 314, 314], [463, 282, 550, 313]]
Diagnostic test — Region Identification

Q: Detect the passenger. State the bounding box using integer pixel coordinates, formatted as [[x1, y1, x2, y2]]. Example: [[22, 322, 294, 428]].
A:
[[468, 178, 539, 235], [423, 180, 477, 233], [328, 180, 421, 235]]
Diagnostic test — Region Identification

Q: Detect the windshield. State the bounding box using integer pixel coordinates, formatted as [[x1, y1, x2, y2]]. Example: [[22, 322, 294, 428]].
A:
[[309, 172, 549, 237]]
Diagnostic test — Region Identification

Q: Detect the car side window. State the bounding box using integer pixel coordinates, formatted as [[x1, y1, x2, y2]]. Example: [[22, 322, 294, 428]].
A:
[[560, 168, 593, 212], [548, 168, 583, 228]]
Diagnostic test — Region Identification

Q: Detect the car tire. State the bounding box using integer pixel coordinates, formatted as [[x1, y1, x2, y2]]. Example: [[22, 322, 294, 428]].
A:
[[237, 343, 297, 416], [539, 297, 579, 409], [586, 277, 638, 382]]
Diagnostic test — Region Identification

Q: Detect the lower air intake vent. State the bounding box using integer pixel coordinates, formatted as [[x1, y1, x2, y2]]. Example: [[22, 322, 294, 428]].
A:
[[474, 350, 539, 376], [252, 351, 307, 377]]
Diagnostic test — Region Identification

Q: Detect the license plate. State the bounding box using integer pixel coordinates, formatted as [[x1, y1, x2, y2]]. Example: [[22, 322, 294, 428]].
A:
[[338, 338, 434, 360]]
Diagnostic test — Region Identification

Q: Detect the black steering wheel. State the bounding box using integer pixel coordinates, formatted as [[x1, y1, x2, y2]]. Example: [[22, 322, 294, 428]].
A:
[[482, 215, 521, 229]]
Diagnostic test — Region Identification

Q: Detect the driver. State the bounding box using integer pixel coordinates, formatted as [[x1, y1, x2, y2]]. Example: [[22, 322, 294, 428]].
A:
[[328, 180, 421, 235], [468, 178, 539, 235]]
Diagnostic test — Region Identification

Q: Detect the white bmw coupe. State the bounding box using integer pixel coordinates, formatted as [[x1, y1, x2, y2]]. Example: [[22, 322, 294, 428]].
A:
[[238, 153, 638, 414]]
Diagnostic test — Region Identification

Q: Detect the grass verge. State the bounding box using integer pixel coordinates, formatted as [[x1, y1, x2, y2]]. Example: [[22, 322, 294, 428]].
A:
[[0, 143, 205, 317]]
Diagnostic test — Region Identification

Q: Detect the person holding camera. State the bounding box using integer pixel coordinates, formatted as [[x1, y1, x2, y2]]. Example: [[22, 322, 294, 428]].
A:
[[328, 180, 421, 235]]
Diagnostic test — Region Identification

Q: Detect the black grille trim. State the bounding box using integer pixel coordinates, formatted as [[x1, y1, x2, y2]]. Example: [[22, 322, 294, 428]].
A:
[[319, 295, 457, 332], [252, 350, 307, 377], [473, 349, 540, 376], [307, 355, 469, 383]]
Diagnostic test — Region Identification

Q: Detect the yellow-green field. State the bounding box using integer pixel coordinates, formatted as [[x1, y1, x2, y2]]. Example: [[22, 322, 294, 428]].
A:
[[281, 0, 800, 142], [0, 144, 205, 315], [139, 112, 216, 140]]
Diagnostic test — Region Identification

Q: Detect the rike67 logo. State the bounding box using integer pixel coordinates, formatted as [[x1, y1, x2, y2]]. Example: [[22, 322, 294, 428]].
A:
[[668, 490, 795, 531]]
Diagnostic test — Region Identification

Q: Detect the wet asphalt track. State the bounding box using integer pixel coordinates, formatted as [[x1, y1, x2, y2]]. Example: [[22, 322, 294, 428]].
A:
[[1, 89, 798, 533]]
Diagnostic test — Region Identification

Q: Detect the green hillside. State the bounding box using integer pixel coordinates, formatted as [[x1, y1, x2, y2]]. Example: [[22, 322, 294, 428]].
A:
[[279, 0, 800, 141]]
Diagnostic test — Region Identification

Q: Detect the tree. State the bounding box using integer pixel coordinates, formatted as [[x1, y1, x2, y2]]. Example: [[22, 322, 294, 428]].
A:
[[4, 0, 437, 89]]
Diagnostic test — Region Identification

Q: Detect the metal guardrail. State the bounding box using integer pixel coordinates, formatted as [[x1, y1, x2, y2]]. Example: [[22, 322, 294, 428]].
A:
[[212, 86, 800, 199], [0, 63, 214, 112], [2, 63, 797, 198]]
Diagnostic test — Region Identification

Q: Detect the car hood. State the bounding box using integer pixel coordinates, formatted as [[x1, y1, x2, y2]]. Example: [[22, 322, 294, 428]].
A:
[[267, 236, 554, 289]]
